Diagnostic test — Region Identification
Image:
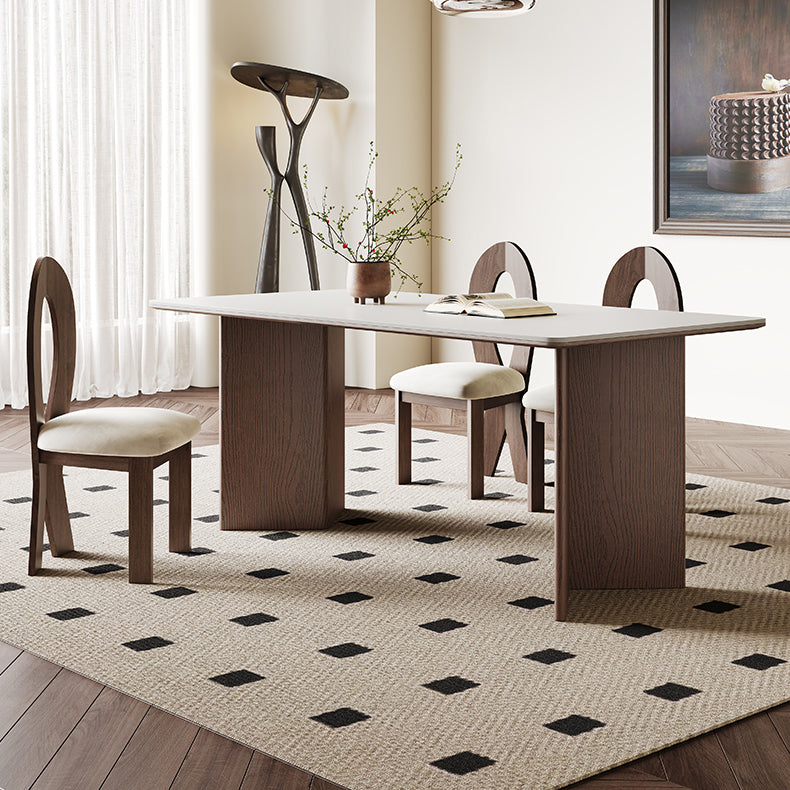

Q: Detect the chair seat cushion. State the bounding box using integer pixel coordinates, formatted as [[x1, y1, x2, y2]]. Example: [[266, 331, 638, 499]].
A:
[[522, 383, 555, 413], [390, 362, 524, 401], [37, 407, 201, 458]]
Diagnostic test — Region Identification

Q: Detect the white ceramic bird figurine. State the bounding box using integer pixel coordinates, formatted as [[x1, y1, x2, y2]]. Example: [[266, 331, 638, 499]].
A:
[[762, 73, 790, 92]]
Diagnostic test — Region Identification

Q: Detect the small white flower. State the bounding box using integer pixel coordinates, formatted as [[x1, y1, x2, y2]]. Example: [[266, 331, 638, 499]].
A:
[[762, 73, 790, 92]]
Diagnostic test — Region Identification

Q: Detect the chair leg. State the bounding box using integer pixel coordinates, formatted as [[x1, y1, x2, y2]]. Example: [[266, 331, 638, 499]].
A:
[[468, 400, 485, 499], [505, 401, 528, 484], [168, 443, 192, 553], [526, 409, 545, 512], [44, 464, 75, 556], [28, 463, 48, 575], [128, 458, 154, 584], [395, 391, 412, 485], [483, 406, 506, 477]]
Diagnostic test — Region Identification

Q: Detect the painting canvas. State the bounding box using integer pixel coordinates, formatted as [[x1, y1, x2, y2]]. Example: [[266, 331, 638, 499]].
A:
[[655, 0, 790, 236]]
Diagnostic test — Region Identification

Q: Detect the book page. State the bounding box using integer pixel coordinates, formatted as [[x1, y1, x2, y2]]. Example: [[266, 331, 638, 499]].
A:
[[424, 292, 512, 314], [469, 292, 512, 301], [476, 297, 548, 310], [466, 296, 555, 318]]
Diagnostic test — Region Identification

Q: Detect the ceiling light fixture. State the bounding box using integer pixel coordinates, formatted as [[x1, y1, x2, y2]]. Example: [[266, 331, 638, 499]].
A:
[[430, 0, 536, 17]]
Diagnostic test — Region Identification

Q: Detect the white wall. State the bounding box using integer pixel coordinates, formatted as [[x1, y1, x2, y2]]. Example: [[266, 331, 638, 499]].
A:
[[346, 0, 433, 388], [431, 0, 790, 429], [190, 0, 376, 386], [190, 0, 430, 388]]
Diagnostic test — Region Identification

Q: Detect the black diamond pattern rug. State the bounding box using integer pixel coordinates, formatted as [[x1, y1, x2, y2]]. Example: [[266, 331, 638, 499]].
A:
[[0, 425, 789, 790]]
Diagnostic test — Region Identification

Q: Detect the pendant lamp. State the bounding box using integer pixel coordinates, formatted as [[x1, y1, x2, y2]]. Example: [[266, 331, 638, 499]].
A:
[[430, 0, 536, 16]]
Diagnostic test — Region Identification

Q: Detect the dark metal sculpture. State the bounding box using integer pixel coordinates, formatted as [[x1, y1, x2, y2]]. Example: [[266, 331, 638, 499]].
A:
[[231, 62, 349, 292]]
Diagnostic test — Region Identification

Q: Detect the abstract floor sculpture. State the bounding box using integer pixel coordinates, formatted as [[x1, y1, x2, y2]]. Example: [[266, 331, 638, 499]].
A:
[[0, 426, 788, 790]]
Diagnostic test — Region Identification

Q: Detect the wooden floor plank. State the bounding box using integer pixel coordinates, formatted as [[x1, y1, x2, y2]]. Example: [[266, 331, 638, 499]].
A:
[[568, 781, 691, 789], [570, 754, 668, 787], [171, 727, 253, 790], [0, 641, 21, 672], [374, 393, 394, 419], [572, 766, 663, 786], [0, 449, 28, 473], [0, 651, 61, 740], [344, 389, 360, 412], [593, 754, 667, 781], [240, 752, 313, 790], [100, 706, 199, 790], [716, 713, 790, 790], [767, 704, 790, 753], [686, 440, 742, 473], [0, 423, 30, 454], [659, 730, 740, 790], [196, 410, 220, 446], [30, 685, 148, 790], [0, 669, 102, 790], [353, 390, 383, 414], [309, 775, 351, 790]]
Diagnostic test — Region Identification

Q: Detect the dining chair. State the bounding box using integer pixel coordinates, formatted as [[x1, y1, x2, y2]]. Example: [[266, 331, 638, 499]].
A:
[[390, 240, 537, 498], [27, 256, 202, 582], [523, 245, 683, 511]]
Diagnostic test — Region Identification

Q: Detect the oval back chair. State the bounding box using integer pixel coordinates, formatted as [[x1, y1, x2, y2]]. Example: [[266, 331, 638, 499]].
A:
[[390, 240, 537, 498], [27, 256, 201, 582], [523, 246, 683, 511]]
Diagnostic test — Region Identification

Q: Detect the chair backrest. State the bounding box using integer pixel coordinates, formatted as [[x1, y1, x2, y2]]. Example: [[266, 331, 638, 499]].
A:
[[467, 241, 538, 383], [602, 246, 683, 312], [27, 256, 76, 446]]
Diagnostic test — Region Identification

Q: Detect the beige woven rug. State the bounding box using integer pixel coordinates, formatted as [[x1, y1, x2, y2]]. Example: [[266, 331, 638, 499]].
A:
[[1, 425, 788, 790]]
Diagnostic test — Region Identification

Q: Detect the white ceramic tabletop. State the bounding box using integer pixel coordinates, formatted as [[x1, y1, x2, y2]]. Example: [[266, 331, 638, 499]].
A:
[[151, 290, 765, 349]]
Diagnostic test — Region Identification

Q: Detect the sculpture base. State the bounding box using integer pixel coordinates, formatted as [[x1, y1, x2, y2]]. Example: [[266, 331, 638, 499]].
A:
[[707, 154, 790, 193]]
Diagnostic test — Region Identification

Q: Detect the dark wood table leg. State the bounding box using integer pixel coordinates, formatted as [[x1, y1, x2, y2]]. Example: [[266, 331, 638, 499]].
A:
[[554, 337, 685, 621], [220, 317, 345, 531]]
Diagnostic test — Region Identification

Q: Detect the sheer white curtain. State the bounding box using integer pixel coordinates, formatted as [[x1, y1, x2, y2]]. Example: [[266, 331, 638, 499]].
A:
[[0, 0, 193, 409]]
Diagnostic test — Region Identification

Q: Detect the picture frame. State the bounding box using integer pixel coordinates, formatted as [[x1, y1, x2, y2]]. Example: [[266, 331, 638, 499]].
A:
[[655, 0, 790, 237]]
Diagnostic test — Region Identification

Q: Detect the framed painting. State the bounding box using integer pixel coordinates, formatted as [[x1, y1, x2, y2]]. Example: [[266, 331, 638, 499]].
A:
[[655, 0, 790, 236]]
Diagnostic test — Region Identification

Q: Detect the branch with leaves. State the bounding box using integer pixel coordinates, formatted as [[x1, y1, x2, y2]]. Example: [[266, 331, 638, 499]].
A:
[[270, 143, 462, 291]]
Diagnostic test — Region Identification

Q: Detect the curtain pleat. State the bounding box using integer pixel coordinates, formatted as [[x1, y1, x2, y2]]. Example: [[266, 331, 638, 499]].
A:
[[0, 0, 193, 409]]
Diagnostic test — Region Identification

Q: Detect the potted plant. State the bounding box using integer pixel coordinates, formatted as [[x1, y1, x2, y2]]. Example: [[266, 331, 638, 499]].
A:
[[274, 143, 462, 303]]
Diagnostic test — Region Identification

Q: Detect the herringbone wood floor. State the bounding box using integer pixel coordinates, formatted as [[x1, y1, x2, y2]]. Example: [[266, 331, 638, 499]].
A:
[[0, 387, 788, 790]]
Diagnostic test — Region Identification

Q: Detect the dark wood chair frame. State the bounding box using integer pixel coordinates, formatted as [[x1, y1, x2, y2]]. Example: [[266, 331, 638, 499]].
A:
[[27, 256, 193, 583], [526, 246, 683, 511], [395, 241, 537, 498]]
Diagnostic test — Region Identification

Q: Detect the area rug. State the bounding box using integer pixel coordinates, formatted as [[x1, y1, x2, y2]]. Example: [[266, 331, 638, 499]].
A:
[[0, 425, 788, 790]]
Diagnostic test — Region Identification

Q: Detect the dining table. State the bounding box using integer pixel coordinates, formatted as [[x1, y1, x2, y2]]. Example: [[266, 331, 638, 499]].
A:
[[152, 289, 765, 619]]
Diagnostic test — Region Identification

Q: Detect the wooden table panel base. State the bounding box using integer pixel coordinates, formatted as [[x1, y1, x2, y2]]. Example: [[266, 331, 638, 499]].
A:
[[220, 317, 345, 531], [555, 336, 686, 620]]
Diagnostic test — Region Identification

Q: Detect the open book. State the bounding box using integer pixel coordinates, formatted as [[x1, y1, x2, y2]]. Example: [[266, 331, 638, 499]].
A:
[[424, 292, 556, 319]]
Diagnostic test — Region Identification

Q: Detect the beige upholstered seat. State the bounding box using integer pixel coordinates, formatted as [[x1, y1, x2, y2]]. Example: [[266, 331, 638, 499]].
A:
[[390, 362, 524, 402], [390, 241, 539, 499], [521, 383, 554, 413], [38, 407, 200, 457]]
